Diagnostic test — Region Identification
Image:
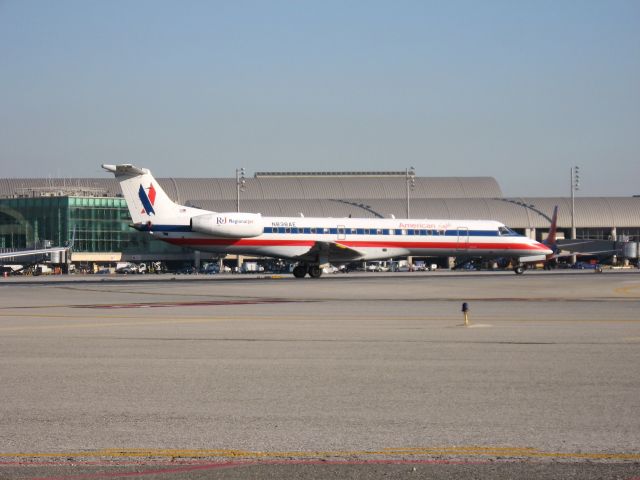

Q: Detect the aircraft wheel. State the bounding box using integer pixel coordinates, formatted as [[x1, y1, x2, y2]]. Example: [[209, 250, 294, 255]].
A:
[[308, 265, 323, 278], [514, 265, 525, 275], [293, 265, 307, 278]]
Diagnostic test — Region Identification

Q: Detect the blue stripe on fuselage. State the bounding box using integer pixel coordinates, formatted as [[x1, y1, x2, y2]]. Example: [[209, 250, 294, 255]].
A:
[[261, 227, 509, 237], [134, 224, 191, 232]]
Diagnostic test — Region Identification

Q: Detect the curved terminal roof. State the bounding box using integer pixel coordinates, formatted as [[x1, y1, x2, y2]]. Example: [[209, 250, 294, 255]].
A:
[[1, 176, 639, 229], [191, 197, 640, 229], [0, 176, 502, 202]]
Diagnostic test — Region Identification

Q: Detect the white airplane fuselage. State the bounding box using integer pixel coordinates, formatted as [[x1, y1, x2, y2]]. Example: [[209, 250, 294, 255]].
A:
[[102, 164, 552, 276], [148, 216, 549, 261]]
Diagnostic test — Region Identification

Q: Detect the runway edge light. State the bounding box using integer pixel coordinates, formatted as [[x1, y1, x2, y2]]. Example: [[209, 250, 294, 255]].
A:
[[461, 302, 470, 327]]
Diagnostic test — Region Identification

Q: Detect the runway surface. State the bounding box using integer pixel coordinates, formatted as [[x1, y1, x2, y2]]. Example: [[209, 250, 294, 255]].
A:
[[0, 271, 639, 479]]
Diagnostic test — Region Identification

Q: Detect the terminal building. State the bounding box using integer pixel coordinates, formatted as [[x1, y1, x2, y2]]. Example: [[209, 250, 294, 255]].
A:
[[1, 172, 639, 266]]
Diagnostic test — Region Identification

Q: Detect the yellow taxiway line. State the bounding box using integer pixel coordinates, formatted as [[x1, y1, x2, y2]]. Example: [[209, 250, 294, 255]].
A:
[[1, 446, 639, 461]]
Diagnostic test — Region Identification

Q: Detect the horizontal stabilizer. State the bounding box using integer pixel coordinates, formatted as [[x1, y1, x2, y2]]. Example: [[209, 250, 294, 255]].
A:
[[102, 164, 149, 176]]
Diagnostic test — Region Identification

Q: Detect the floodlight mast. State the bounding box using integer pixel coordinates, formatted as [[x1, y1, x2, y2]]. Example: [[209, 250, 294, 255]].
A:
[[236, 167, 246, 213], [570, 166, 580, 264], [406, 167, 415, 219]]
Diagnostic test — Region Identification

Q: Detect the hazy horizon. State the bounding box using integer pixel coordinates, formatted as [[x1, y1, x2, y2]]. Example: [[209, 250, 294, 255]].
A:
[[1, 1, 638, 197]]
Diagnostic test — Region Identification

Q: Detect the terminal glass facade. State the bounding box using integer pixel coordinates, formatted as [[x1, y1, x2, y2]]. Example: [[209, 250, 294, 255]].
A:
[[0, 196, 135, 251], [0, 196, 194, 257], [68, 197, 132, 252]]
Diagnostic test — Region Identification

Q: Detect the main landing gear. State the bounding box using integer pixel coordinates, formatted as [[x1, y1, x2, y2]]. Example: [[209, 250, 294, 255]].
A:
[[514, 264, 526, 275], [292, 264, 323, 278]]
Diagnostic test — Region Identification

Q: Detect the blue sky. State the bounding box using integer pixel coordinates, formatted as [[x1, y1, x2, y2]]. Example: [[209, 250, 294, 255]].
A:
[[1, 0, 638, 196]]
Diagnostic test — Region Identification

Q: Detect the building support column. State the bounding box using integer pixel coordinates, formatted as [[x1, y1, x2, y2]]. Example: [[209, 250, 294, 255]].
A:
[[194, 250, 201, 272]]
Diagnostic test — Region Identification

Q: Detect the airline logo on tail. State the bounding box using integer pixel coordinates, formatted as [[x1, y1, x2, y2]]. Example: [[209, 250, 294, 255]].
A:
[[138, 183, 156, 215]]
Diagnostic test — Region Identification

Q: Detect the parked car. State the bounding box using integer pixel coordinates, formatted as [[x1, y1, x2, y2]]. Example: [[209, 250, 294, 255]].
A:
[[572, 261, 599, 270], [175, 265, 197, 275], [200, 264, 219, 274], [116, 266, 137, 274]]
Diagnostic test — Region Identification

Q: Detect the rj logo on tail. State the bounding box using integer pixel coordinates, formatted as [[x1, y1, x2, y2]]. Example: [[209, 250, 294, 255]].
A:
[[138, 183, 156, 215]]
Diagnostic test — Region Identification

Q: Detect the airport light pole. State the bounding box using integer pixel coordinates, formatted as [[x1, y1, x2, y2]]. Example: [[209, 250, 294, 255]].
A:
[[570, 165, 580, 264], [235, 167, 247, 272], [570, 166, 580, 239], [236, 167, 246, 213], [406, 166, 415, 219]]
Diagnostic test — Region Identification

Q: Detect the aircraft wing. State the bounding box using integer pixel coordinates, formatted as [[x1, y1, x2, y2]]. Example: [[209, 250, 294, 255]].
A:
[[294, 241, 365, 263], [0, 247, 67, 260], [554, 249, 618, 258], [554, 239, 618, 257]]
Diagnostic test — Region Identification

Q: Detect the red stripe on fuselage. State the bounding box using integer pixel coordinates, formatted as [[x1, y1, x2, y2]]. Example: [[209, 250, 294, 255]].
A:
[[163, 237, 548, 252]]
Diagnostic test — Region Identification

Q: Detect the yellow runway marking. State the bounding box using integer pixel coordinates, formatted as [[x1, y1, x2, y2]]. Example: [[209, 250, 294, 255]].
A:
[[0, 313, 433, 331], [613, 284, 640, 296], [1, 446, 639, 461], [0, 316, 232, 331], [0, 312, 639, 332]]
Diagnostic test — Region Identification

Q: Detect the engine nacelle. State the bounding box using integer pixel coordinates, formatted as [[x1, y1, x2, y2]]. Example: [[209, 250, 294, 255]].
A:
[[191, 213, 263, 238]]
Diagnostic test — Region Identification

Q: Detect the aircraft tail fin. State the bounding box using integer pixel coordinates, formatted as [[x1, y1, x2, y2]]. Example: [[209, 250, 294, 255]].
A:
[[543, 205, 559, 254], [102, 164, 184, 225]]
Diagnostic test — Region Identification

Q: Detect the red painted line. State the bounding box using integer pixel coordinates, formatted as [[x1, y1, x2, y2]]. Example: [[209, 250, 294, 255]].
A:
[[28, 461, 248, 480], [73, 299, 298, 310], [261, 459, 493, 466], [17, 458, 497, 480]]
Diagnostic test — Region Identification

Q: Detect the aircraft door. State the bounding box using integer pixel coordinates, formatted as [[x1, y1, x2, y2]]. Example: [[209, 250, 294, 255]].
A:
[[456, 227, 469, 250], [337, 225, 346, 240]]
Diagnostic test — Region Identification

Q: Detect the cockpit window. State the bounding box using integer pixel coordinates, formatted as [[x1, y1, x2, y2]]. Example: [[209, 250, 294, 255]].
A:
[[498, 226, 518, 236]]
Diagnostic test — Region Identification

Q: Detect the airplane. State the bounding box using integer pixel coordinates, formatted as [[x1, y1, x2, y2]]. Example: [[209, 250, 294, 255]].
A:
[[102, 164, 553, 277], [535, 205, 618, 268]]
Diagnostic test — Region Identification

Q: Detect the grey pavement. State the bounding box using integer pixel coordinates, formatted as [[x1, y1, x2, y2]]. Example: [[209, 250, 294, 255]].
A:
[[0, 271, 639, 478]]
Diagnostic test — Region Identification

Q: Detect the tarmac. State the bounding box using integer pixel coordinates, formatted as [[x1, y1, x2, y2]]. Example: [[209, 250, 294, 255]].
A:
[[0, 270, 639, 479]]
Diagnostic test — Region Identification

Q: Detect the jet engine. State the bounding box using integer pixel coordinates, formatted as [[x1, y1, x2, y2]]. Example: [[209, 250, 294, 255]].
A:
[[190, 213, 263, 238]]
